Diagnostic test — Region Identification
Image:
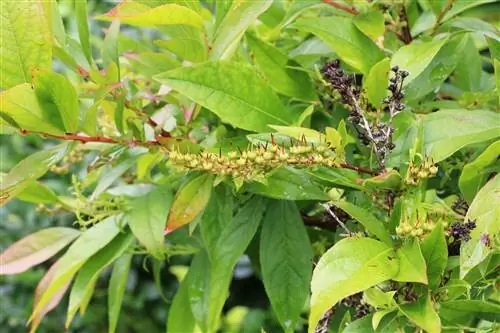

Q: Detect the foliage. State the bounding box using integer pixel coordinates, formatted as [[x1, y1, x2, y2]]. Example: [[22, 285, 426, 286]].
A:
[[1, 0, 499, 333]]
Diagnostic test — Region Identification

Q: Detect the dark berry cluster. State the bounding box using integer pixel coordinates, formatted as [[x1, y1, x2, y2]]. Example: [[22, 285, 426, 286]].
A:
[[394, 283, 418, 303], [449, 220, 476, 242], [452, 197, 469, 215], [341, 293, 373, 319], [320, 60, 409, 169]]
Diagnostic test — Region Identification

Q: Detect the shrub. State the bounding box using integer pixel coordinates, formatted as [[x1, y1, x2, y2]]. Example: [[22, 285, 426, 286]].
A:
[[1, 0, 499, 332]]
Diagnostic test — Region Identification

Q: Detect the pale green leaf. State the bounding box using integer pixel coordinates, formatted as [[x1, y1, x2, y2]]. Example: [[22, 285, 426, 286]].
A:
[[210, 0, 272, 60], [0, 0, 52, 89], [353, 11, 385, 40], [460, 174, 500, 278], [364, 58, 390, 108], [393, 239, 428, 284], [75, 0, 92, 64], [308, 238, 399, 333], [0, 227, 80, 275], [155, 25, 207, 62], [30, 216, 123, 322]]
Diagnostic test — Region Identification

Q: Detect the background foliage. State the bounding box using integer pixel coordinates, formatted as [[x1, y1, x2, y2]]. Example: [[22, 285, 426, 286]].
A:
[[0, 0, 499, 333]]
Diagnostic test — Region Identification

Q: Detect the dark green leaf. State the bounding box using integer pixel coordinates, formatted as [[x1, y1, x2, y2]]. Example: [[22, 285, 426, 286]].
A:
[[260, 200, 312, 331], [155, 61, 294, 132], [245, 167, 328, 201], [108, 252, 133, 333]]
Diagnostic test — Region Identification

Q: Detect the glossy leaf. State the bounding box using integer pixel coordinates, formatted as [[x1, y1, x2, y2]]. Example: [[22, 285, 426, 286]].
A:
[[441, 0, 498, 22], [75, 0, 92, 64], [66, 232, 134, 328], [422, 109, 500, 162], [167, 173, 213, 232], [167, 270, 197, 333], [353, 11, 385, 40], [393, 239, 428, 284], [246, 34, 316, 101], [245, 167, 328, 201], [308, 238, 399, 333], [95, 2, 203, 28], [293, 16, 384, 74], [155, 62, 295, 132], [397, 294, 441, 333], [127, 186, 173, 258], [0, 83, 66, 135], [0, 0, 52, 89], [307, 167, 364, 191], [459, 140, 500, 203], [260, 200, 312, 331], [0, 227, 80, 275], [30, 216, 123, 321], [330, 201, 392, 246], [210, 0, 272, 60], [108, 252, 133, 333], [460, 174, 500, 278], [421, 223, 448, 290], [155, 25, 207, 62], [33, 70, 79, 133], [364, 58, 390, 108]]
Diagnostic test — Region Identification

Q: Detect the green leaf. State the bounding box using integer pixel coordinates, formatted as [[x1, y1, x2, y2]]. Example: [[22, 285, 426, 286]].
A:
[[353, 11, 385, 40], [108, 252, 133, 333], [422, 109, 500, 162], [421, 223, 448, 290], [364, 58, 390, 108], [167, 269, 197, 333], [29, 258, 71, 333], [0, 227, 80, 275], [453, 34, 482, 92], [210, 0, 272, 60], [246, 34, 316, 101], [125, 52, 180, 78], [102, 20, 121, 77], [155, 61, 294, 132], [308, 238, 399, 333], [268, 125, 323, 144], [154, 25, 207, 62], [0, 83, 66, 135], [0, 142, 70, 205], [439, 300, 500, 325], [397, 294, 441, 333], [460, 174, 500, 278], [393, 239, 428, 284], [330, 201, 392, 246], [127, 186, 173, 258], [307, 167, 364, 191], [459, 140, 500, 203], [362, 169, 403, 191], [0, 0, 52, 89], [260, 200, 312, 331], [166, 173, 213, 232], [16, 180, 60, 204], [199, 196, 266, 332], [441, 0, 498, 22], [91, 159, 136, 200], [390, 38, 447, 86], [33, 70, 79, 133], [75, 0, 92, 64], [293, 16, 384, 74], [363, 288, 396, 309], [403, 34, 468, 102], [30, 216, 123, 322], [245, 167, 328, 201], [66, 232, 134, 328], [95, 2, 203, 29], [200, 185, 234, 260]]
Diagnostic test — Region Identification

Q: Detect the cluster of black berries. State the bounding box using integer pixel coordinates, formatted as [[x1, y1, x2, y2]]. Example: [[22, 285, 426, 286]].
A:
[[449, 220, 476, 242], [320, 60, 409, 169], [393, 283, 418, 303], [383, 65, 408, 116], [314, 308, 335, 333], [341, 293, 373, 319], [452, 197, 469, 215]]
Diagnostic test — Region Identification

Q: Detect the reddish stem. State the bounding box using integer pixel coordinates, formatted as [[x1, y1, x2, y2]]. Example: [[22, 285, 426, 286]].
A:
[[340, 163, 379, 176], [321, 0, 359, 15]]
